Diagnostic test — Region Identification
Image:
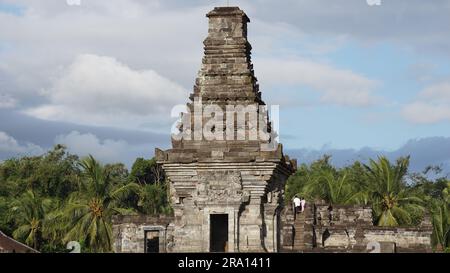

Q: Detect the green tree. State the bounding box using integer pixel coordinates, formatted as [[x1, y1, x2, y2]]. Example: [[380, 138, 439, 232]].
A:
[[135, 183, 171, 215], [0, 145, 79, 199], [129, 158, 164, 185], [0, 196, 13, 235], [60, 155, 136, 252], [430, 199, 449, 251], [444, 181, 450, 204], [285, 155, 337, 202], [105, 163, 129, 186], [10, 190, 52, 249], [343, 161, 371, 204], [431, 181, 450, 251], [364, 156, 424, 226], [304, 170, 364, 205]]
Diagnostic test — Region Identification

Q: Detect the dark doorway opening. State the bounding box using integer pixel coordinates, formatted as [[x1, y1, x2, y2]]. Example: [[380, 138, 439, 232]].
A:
[[210, 214, 228, 252], [145, 231, 160, 253]]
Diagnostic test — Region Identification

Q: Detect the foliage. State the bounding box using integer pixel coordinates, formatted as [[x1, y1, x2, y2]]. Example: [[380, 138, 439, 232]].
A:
[[287, 155, 449, 251], [129, 158, 164, 185], [305, 171, 364, 205], [0, 146, 170, 252], [57, 155, 138, 252], [286, 155, 337, 201], [135, 183, 172, 215], [1, 145, 448, 252], [430, 199, 449, 251], [10, 190, 52, 249], [364, 156, 424, 226], [286, 155, 366, 205]]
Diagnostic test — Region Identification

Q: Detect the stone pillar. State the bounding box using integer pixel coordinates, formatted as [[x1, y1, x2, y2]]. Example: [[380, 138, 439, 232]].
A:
[[263, 202, 280, 252], [239, 196, 264, 252]]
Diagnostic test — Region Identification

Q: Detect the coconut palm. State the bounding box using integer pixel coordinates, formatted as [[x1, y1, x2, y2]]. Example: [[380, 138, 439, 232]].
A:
[[364, 156, 424, 226], [304, 170, 364, 205], [430, 199, 450, 251], [60, 155, 136, 252], [10, 190, 52, 250], [444, 181, 450, 204]]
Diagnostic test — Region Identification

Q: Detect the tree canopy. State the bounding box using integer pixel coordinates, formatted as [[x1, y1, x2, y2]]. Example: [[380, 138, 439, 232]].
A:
[[0, 146, 170, 252], [286, 155, 449, 251], [1, 147, 448, 252]]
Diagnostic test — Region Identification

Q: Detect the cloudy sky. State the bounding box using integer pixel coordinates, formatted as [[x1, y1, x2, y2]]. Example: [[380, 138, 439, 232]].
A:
[[0, 0, 450, 174]]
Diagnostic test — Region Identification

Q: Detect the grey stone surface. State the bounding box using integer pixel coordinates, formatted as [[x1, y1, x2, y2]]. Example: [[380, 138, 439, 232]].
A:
[[281, 203, 432, 253], [113, 7, 295, 253], [154, 7, 295, 253], [112, 215, 173, 253]]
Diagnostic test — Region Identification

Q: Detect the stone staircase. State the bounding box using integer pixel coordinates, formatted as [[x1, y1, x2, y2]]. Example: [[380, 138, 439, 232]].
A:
[[280, 205, 315, 252], [293, 212, 306, 251]]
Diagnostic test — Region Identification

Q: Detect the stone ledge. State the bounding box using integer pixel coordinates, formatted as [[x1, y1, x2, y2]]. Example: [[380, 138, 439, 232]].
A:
[[206, 7, 250, 22], [112, 214, 174, 225]]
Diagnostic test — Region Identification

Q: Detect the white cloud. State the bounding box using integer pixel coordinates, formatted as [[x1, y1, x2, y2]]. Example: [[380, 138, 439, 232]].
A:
[[402, 102, 450, 124], [402, 82, 450, 124], [0, 131, 44, 155], [24, 54, 187, 129], [420, 82, 450, 102], [247, 0, 450, 57], [0, 1, 207, 91], [1, 0, 449, 133], [0, 94, 16, 109], [256, 58, 379, 106], [0, 1, 388, 116], [54, 131, 132, 164]]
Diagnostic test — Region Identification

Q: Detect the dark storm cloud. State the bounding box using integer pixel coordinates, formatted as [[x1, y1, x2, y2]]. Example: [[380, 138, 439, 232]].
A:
[[0, 109, 171, 167], [0, 109, 169, 147]]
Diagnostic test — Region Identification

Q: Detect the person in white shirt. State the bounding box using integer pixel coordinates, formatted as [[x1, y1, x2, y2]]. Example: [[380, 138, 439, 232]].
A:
[[300, 198, 306, 213], [293, 195, 301, 215]]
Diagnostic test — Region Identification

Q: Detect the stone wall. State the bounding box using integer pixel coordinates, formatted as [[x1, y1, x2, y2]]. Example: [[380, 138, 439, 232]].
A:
[[362, 226, 432, 252], [161, 163, 291, 252], [112, 204, 432, 253], [112, 215, 174, 253], [281, 203, 433, 253], [315, 204, 373, 226]]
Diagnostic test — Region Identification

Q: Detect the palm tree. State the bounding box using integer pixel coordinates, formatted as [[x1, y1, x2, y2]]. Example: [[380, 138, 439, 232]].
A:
[[304, 170, 364, 205], [444, 181, 450, 204], [430, 199, 449, 251], [60, 155, 136, 252], [10, 190, 51, 250], [364, 156, 424, 226]]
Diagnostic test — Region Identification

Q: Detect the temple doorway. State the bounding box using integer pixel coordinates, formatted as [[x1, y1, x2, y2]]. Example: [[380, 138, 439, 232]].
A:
[[210, 214, 228, 252], [145, 231, 160, 253]]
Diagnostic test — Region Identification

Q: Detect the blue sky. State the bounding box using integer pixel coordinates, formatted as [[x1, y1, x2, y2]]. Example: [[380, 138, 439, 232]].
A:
[[265, 39, 450, 150], [0, 0, 449, 175], [0, 2, 24, 16]]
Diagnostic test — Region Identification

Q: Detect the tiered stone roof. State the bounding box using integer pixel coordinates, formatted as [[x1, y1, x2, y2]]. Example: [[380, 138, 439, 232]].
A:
[[157, 7, 296, 170]]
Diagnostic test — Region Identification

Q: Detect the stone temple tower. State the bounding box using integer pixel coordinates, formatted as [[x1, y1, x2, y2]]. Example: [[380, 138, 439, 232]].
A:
[[113, 7, 432, 254], [155, 7, 296, 252]]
